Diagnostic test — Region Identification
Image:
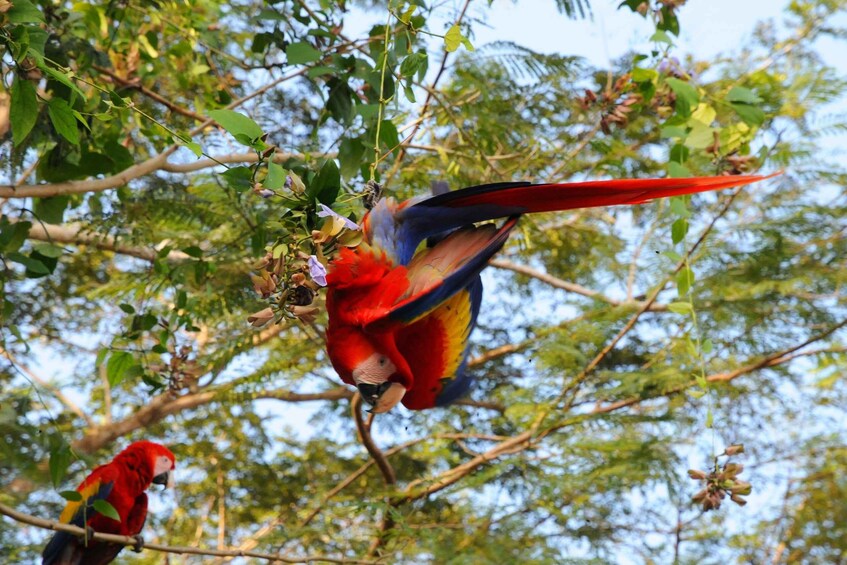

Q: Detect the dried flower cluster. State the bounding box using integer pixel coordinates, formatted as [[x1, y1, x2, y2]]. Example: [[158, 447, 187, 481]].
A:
[[246, 198, 361, 328], [689, 444, 752, 511]]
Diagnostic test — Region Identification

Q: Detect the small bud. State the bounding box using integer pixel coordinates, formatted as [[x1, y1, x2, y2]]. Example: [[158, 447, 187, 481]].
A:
[[723, 444, 744, 456], [730, 481, 752, 496], [723, 463, 744, 478], [688, 469, 708, 480], [247, 307, 275, 328], [289, 304, 320, 323], [262, 146, 276, 159], [290, 273, 307, 286], [730, 494, 747, 506]]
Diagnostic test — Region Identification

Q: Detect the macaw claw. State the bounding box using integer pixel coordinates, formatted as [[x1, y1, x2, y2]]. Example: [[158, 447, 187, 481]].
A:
[[133, 534, 145, 553]]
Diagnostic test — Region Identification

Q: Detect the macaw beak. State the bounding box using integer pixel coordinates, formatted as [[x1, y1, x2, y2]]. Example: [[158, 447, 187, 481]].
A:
[[357, 382, 406, 413], [152, 470, 175, 489]]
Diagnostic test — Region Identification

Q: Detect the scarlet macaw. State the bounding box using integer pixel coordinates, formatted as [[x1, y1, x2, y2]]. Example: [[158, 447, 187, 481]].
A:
[[42, 440, 176, 565], [325, 174, 773, 413]]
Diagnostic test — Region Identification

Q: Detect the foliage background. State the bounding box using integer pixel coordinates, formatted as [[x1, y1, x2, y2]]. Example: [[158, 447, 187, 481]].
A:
[[1, 0, 846, 562]]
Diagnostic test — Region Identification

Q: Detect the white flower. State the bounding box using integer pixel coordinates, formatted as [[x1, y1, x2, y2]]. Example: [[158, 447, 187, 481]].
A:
[[317, 204, 359, 231], [308, 255, 328, 287]]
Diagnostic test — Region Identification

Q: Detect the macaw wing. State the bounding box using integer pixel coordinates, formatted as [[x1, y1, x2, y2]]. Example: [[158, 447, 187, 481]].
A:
[[363, 217, 518, 332], [396, 280, 480, 409], [42, 478, 114, 565], [393, 174, 774, 263]]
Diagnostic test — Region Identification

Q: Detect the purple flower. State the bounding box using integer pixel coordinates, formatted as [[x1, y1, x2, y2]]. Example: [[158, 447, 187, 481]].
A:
[[308, 255, 328, 287], [317, 204, 359, 231]]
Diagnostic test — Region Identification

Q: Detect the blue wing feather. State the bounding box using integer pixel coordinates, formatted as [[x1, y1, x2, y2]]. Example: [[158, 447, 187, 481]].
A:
[[380, 217, 519, 327]]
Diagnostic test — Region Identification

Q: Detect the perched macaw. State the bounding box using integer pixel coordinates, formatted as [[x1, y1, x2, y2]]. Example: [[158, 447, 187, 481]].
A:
[[42, 441, 176, 565], [326, 174, 774, 413]]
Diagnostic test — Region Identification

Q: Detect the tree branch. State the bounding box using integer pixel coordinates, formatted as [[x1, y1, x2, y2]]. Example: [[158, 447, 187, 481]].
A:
[[489, 258, 668, 311], [25, 221, 192, 262], [0, 502, 375, 564], [92, 65, 207, 121]]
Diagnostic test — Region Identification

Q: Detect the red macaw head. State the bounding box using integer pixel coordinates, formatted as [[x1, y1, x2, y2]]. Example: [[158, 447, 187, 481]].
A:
[[326, 326, 411, 413], [118, 441, 176, 489]]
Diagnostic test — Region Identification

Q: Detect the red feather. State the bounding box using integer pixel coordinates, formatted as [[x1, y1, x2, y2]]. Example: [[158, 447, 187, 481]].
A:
[[326, 173, 778, 411], [42, 441, 175, 565]]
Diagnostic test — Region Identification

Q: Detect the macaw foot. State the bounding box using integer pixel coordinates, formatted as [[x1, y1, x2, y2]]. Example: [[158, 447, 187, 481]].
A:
[[132, 534, 145, 553]]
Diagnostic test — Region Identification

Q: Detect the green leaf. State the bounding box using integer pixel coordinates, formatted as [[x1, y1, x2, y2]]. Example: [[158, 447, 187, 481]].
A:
[[667, 161, 691, 178], [670, 196, 690, 218], [92, 499, 121, 522], [677, 266, 695, 297], [39, 64, 86, 99], [33, 243, 64, 258], [286, 41, 321, 65], [338, 137, 366, 178], [107, 89, 130, 108], [0, 221, 32, 253], [119, 303, 136, 314], [731, 102, 765, 126], [649, 30, 673, 45], [8, 0, 45, 23], [265, 161, 286, 190], [665, 78, 700, 119], [221, 166, 254, 192], [179, 138, 203, 157], [8, 251, 49, 275], [326, 78, 354, 124], [663, 250, 683, 262], [660, 125, 686, 139], [726, 86, 762, 105], [208, 110, 264, 145], [182, 246, 203, 258], [59, 490, 83, 502], [669, 144, 689, 164], [671, 218, 689, 244], [106, 351, 136, 387], [310, 159, 341, 205], [95, 348, 109, 368], [49, 444, 71, 487], [378, 119, 399, 155], [34, 196, 69, 224], [632, 67, 658, 83], [667, 301, 693, 315], [702, 339, 713, 354], [444, 24, 463, 53], [10, 77, 39, 146], [400, 52, 427, 77]]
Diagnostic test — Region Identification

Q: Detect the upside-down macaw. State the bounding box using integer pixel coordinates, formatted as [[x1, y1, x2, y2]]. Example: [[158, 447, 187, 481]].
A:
[[42, 441, 176, 565], [325, 174, 774, 413]]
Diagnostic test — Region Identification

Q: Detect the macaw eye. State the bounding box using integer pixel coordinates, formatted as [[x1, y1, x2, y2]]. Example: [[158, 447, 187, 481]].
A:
[[378, 356, 387, 366]]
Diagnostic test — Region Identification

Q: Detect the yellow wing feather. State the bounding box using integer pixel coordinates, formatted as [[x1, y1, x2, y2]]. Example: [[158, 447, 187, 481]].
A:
[[58, 478, 102, 524]]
